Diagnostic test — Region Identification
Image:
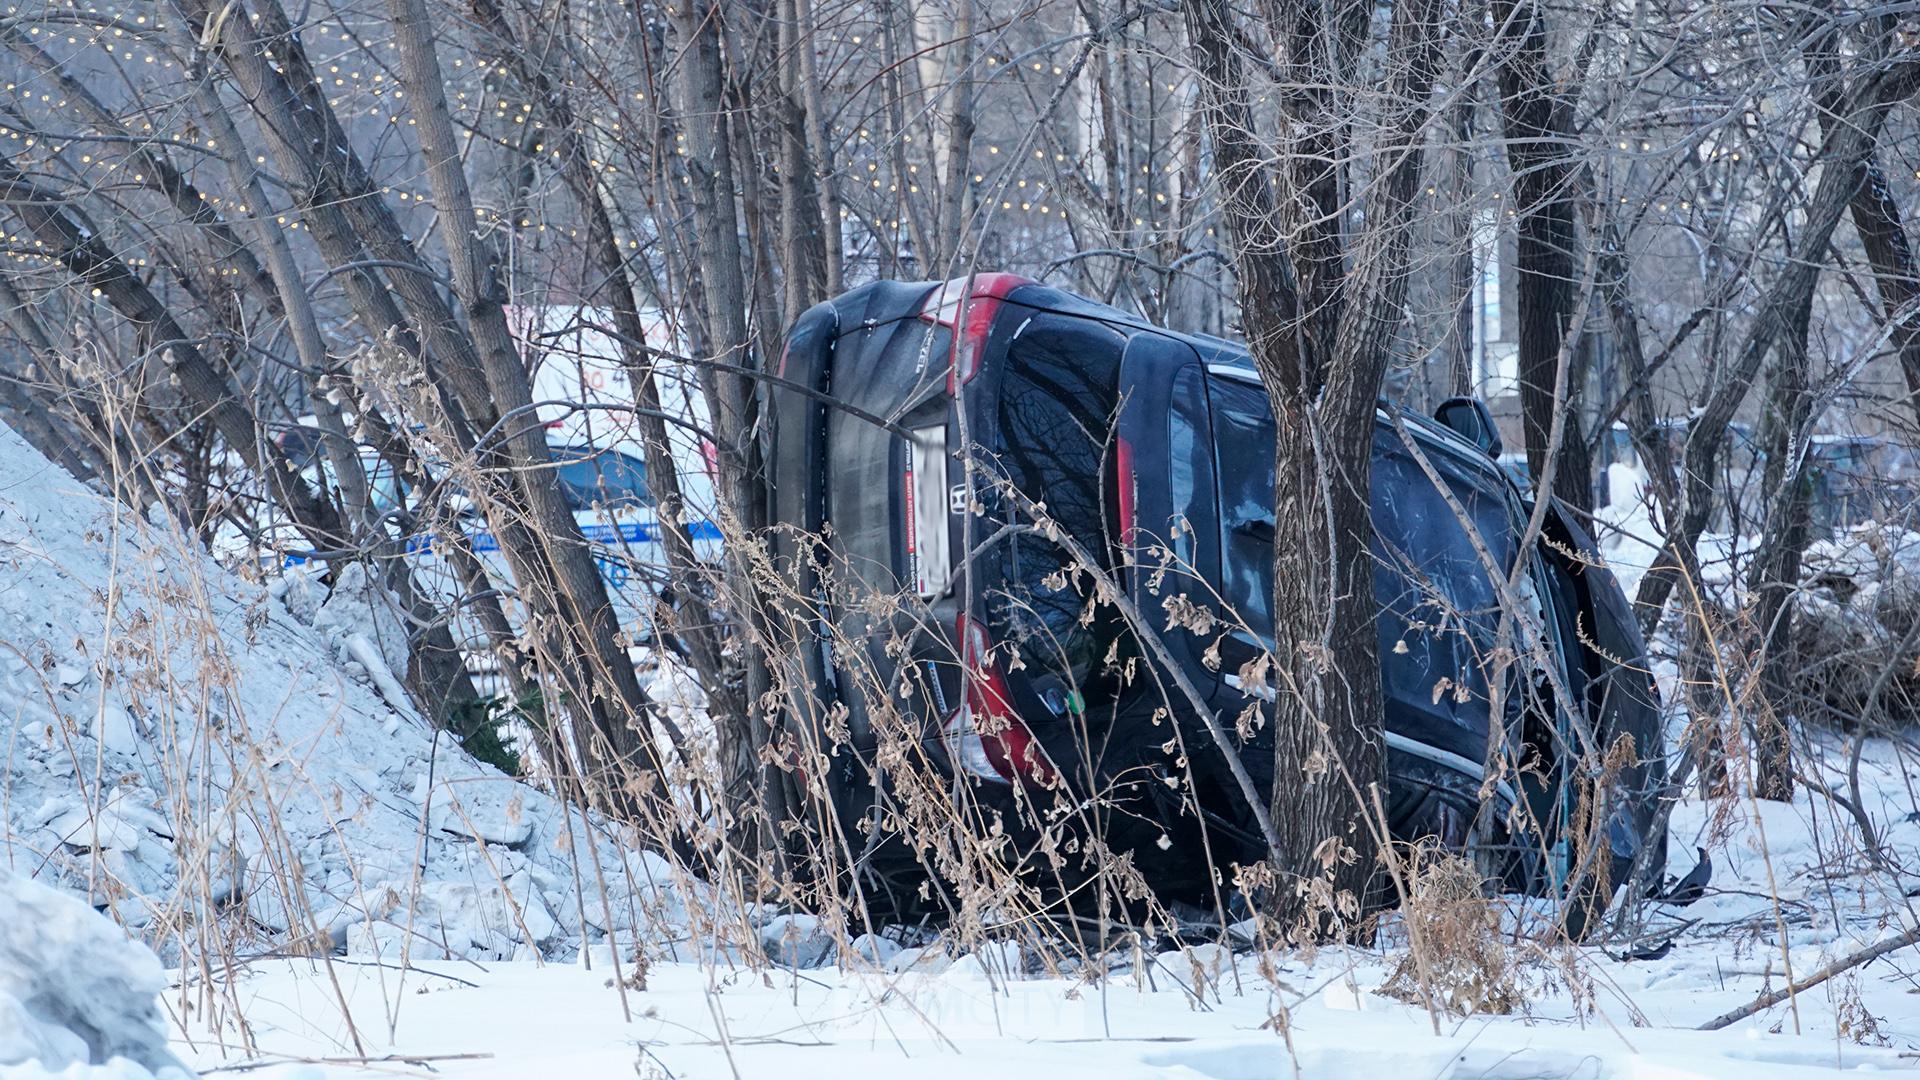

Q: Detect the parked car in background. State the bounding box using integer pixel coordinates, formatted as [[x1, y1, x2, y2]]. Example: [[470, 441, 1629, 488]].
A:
[[770, 275, 1668, 920], [454, 441, 720, 602], [271, 307, 721, 671], [1599, 421, 1920, 540], [272, 428, 716, 665]]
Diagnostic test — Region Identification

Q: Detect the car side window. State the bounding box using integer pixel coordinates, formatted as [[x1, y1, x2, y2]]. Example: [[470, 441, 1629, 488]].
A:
[[987, 314, 1128, 689], [1207, 377, 1278, 641], [1370, 437, 1518, 719], [1167, 364, 1210, 572], [1206, 378, 1521, 726]]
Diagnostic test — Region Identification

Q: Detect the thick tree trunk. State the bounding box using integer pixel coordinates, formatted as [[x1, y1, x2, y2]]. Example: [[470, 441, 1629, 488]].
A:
[[1272, 0, 1359, 370], [387, 0, 669, 795], [933, 0, 975, 273], [1183, 0, 1441, 938], [672, 0, 789, 855], [1744, 287, 1816, 802], [777, 0, 833, 317], [793, 0, 845, 294], [1492, 0, 1590, 515], [1844, 153, 1920, 428]]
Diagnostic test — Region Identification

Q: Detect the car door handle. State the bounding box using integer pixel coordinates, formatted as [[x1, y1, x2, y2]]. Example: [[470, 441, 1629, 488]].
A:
[[1232, 518, 1277, 542]]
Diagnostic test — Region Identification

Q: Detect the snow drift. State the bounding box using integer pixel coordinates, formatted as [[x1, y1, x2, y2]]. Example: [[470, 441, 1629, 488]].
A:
[[0, 866, 191, 1079], [1787, 520, 1920, 727], [0, 425, 696, 966]]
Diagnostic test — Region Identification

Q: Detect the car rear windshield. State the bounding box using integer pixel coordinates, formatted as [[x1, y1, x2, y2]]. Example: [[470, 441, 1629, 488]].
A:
[[983, 312, 1129, 692]]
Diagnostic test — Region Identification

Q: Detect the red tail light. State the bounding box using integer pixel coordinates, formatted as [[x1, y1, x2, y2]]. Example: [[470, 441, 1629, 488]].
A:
[[945, 615, 1057, 787], [918, 273, 1033, 394], [1115, 435, 1136, 548]]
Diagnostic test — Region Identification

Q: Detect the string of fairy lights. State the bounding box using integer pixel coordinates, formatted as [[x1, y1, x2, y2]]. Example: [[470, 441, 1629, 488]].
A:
[[0, 2, 1794, 284], [0, 3, 1214, 264]]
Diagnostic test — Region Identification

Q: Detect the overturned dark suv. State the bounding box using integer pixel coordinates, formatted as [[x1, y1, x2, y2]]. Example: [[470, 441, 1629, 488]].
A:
[[768, 274, 1667, 919]]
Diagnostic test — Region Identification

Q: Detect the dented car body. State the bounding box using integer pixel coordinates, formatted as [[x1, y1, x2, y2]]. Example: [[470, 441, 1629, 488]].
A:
[[768, 275, 1668, 915]]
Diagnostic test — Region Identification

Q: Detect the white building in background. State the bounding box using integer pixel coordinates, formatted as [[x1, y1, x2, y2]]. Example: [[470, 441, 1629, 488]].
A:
[[507, 305, 716, 516], [1470, 208, 1521, 400]]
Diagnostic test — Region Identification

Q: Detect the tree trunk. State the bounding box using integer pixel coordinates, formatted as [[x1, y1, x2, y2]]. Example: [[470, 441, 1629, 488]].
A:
[[1744, 286, 1816, 802], [1183, 0, 1442, 938], [1805, 25, 1920, 432], [1446, 74, 1478, 400], [194, 72, 481, 723], [463, 0, 743, 728], [1492, 0, 1590, 515], [0, 275, 108, 485], [174, 0, 671, 794], [671, 0, 788, 855], [777, 0, 832, 317], [387, 0, 670, 795], [1272, 0, 1359, 371], [1632, 60, 1920, 638], [1843, 151, 1920, 429], [0, 152, 343, 549]]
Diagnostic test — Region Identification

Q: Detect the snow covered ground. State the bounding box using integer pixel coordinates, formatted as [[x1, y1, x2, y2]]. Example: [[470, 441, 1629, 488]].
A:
[[167, 950, 1910, 1080], [154, 727, 1920, 1078], [8, 431, 1920, 1078], [0, 424, 696, 972]]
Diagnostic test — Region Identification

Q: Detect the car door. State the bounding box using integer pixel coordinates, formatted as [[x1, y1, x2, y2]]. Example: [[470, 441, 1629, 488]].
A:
[[1195, 375, 1535, 841], [1114, 333, 1217, 704]]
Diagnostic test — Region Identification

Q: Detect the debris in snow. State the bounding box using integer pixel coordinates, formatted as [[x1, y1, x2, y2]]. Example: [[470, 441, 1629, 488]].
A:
[[310, 560, 410, 684], [759, 913, 833, 968], [413, 768, 537, 846], [1788, 521, 1920, 727]]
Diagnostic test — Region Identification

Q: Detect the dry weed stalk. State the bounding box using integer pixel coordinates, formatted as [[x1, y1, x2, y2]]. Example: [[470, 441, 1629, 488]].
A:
[[1378, 845, 1521, 1017]]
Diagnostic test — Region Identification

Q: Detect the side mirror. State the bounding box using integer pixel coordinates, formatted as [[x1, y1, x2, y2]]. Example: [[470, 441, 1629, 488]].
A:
[[1434, 396, 1503, 459]]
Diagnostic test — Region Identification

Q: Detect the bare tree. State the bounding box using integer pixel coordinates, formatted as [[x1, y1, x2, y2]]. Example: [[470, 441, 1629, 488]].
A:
[[1183, 0, 1445, 937], [1491, 0, 1591, 514], [8, 0, 1920, 957]]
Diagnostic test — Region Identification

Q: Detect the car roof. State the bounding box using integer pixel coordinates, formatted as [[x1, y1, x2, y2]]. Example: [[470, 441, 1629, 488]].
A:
[[550, 444, 646, 464]]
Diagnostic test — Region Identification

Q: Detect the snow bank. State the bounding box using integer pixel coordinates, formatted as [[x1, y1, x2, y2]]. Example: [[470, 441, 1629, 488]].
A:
[[0, 425, 700, 967], [1593, 461, 1662, 598], [1594, 460, 1758, 618], [1787, 520, 1920, 726], [173, 728, 1920, 1079], [0, 867, 191, 1079]]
